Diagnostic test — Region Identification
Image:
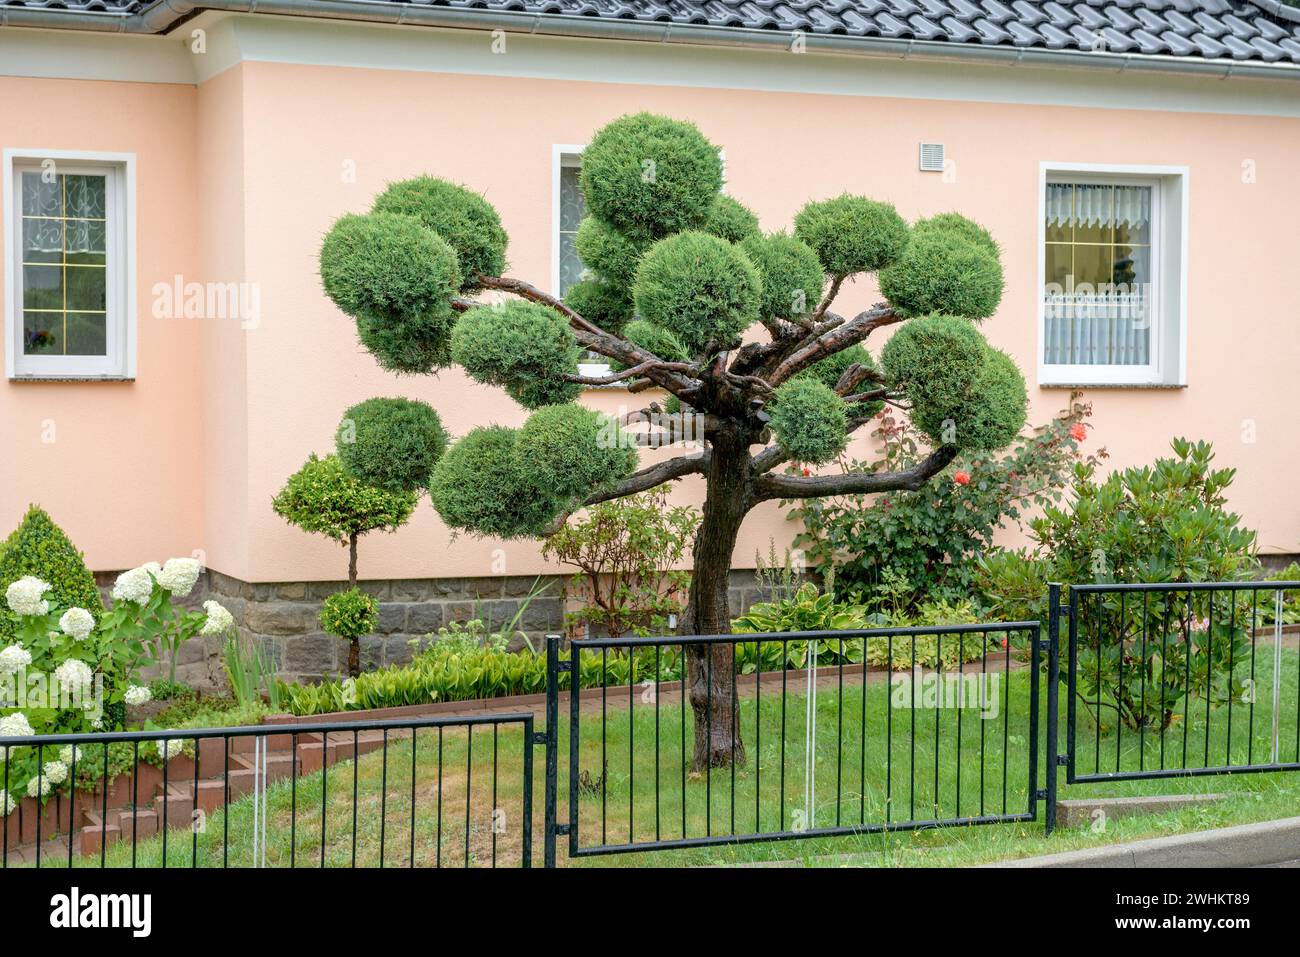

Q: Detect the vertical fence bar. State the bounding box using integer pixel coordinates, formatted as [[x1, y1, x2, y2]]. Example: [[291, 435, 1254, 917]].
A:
[[1044, 584, 1062, 836], [543, 634, 560, 869]]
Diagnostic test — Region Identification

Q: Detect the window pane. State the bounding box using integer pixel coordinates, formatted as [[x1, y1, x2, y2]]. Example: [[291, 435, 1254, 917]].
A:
[[21, 172, 59, 217], [1113, 186, 1151, 246], [559, 163, 587, 297], [65, 313, 107, 356], [1070, 184, 1114, 245], [23, 264, 63, 310], [66, 266, 106, 311], [1045, 184, 1073, 243], [23, 217, 63, 264], [65, 219, 106, 266], [64, 175, 106, 220], [23, 311, 60, 354]]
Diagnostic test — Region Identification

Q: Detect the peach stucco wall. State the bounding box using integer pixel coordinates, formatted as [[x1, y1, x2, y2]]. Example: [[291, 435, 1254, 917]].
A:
[[0, 75, 204, 571], [3, 48, 1298, 583]]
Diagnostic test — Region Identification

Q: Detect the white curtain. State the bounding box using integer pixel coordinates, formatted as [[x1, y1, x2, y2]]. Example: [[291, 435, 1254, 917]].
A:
[[1045, 182, 1152, 367]]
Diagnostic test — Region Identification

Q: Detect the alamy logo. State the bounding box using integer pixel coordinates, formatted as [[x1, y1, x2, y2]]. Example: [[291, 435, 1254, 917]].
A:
[[49, 887, 152, 937]]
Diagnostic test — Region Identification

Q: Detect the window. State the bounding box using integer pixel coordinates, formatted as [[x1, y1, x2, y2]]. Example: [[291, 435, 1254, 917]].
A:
[[554, 147, 586, 298], [5, 150, 134, 379], [1038, 164, 1186, 387]]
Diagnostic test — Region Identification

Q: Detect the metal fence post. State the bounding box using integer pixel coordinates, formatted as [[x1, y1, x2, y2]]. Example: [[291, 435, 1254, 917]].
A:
[[543, 634, 561, 869], [1044, 583, 1062, 836]]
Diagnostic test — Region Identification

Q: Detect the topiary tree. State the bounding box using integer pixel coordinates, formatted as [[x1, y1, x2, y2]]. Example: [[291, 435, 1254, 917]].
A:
[[273, 453, 419, 676], [319, 588, 380, 678], [0, 505, 103, 642], [317, 112, 1028, 769]]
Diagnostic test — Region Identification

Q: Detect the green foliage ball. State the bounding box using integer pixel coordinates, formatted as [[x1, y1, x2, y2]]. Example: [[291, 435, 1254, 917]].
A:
[[517, 404, 638, 504], [429, 426, 563, 539], [335, 397, 448, 493], [878, 229, 1004, 320], [319, 212, 461, 373], [575, 216, 646, 290], [371, 176, 507, 288], [319, 588, 379, 641], [795, 343, 883, 418], [273, 454, 418, 544], [740, 232, 825, 323], [450, 300, 582, 409], [955, 348, 1028, 451], [793, 195, 910, 275], [579, 113, 723, 239], [0, 506, 103, 641], [632, 231, 760, 353], [703, 195, 761, 244], [768, 378, 849, 465], [563, 279, 634, 334], [913, 212, 999, 256]]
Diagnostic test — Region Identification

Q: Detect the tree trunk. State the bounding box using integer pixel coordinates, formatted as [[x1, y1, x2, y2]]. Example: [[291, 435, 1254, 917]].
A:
[[348, 533, 359, 589], [679, 432, 752, 771], [348, 638, 361, 679], [348, 532, 360, 678]]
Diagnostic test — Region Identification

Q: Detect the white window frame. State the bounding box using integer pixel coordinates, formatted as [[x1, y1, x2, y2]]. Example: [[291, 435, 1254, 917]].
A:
[[4, 149, 136, 380], [1037, 162, 1187, 387], [551, 144, 586, 299]]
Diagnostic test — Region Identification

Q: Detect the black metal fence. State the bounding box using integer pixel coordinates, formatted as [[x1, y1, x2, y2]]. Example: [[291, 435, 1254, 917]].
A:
[[1, 713, 535, 869], [1062, 580, 1300, 784], [545, 622, 1044, 863]]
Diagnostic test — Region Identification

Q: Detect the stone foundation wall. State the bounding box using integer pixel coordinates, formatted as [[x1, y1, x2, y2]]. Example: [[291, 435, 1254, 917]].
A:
[[98, 568, 768, 692]]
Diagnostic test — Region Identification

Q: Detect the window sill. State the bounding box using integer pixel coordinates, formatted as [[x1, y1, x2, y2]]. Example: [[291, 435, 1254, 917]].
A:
[[8, 375, 135, 383], [1038, 381, 1186, 390]]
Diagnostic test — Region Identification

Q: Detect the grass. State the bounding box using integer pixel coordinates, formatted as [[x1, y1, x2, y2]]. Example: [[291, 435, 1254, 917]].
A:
[[54, 646, 1300, 869]]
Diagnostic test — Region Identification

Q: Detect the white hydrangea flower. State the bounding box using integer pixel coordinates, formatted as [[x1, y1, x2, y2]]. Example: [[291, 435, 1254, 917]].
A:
[[5, 576, 50, 617], [157, 557, 202, 597], [124, 684, 152, 706], [155, 737, 185, 761], [0, 644, 32, 676], [59, 607, 95, 641], [141, 561, 162, 578], [42, 760, 68, 785], [53, 658, 93, 695], [112, 567, 154, 605], [26, 775, 51, 798], [90, 716, 103, 730], [0, 712, 35, 737], [0, 789, 14, 817], [58, 744, 84, 766], [201, 600, 234, 636]]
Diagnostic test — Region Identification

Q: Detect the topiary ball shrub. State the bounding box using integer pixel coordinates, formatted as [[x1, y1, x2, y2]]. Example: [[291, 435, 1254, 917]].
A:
[[913, 212, 999, 256], [371, 176, 507, 289], [793, 195, 910, 276], [878, 228, 1004, 320], [795, 343, 883, 418], [562, 279, 634, 333], [320, 587, 379, 641], [881, 314, 987, 430], [953, 347, 1028, 450], [741, 232, 825, 323], [579, 113, 723, 239], [575, 216, 647, 290], [429, 426, 562, 539], [704, 195, 761, 244], [319, 212, 461, 374], [450, 300, 582, 408], [0, 506, 103, 641], [336, 397, 448, 493], [272, 453, 418, 544], [633, 231, 760, 354], [768, 378, 849, 465], [516, 404, 638, 504]]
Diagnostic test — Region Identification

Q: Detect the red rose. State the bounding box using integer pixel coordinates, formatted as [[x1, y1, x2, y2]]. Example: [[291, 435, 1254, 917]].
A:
[[802, 467, 811, 477], [953, 471, 971, 486], [1070, 423, 1087, 442]]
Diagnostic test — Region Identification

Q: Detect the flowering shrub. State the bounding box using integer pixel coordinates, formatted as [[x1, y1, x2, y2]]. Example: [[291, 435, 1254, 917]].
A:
[[0, 562, 232, 811]]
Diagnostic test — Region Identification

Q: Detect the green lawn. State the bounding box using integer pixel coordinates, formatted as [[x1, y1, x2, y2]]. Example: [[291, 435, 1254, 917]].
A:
[[59, 647, 1300, 869]]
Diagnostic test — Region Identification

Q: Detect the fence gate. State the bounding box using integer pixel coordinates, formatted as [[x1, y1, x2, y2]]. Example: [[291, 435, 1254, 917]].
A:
[[1059, 580, 1300, 794], [543, 621, 1047, 866]]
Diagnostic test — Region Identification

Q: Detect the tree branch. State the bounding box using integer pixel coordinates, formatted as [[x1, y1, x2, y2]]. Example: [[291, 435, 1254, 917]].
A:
[[769, 303, 902, 385], [542, 451, 711, 534], [752, 445, 957, 501], [565, 361, 694, 386]]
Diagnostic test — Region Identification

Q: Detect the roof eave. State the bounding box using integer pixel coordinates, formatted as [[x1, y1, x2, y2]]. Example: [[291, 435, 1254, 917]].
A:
[[1, 0, 1298, 82]]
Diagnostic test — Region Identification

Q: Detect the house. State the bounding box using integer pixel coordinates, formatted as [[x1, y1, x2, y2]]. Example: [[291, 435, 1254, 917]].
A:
[[2, 0, 1298, 683]]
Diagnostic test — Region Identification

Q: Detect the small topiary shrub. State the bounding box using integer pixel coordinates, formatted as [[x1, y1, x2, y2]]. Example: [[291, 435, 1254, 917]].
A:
[[768, 378, 848, 465], [633, 231, 761, 353], [320, 587, 379, 678], [371, 175, 508, 288], [319, 212, 461, 374], [741, 232, 825, 323], [335, 397, 448, 493], [955, 348, 1028, 451], [793, 195, 910, 275], [562, 279, 634, 333], [913, 212, 999, 256], [450, 300, 582, 409], [429, 426, 561, 539], [703, 195, 761, 244], [579, 112, 723, 239], [0, 506, 103, 642], [575, 215, 647, 289], [516, 404, 638, 505], [878, 228, 1004, 320], [794, 343, 883, 418]]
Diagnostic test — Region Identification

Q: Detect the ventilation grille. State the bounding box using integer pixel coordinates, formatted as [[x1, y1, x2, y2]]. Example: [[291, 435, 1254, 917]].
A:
[[919, 143, 945, 172]]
